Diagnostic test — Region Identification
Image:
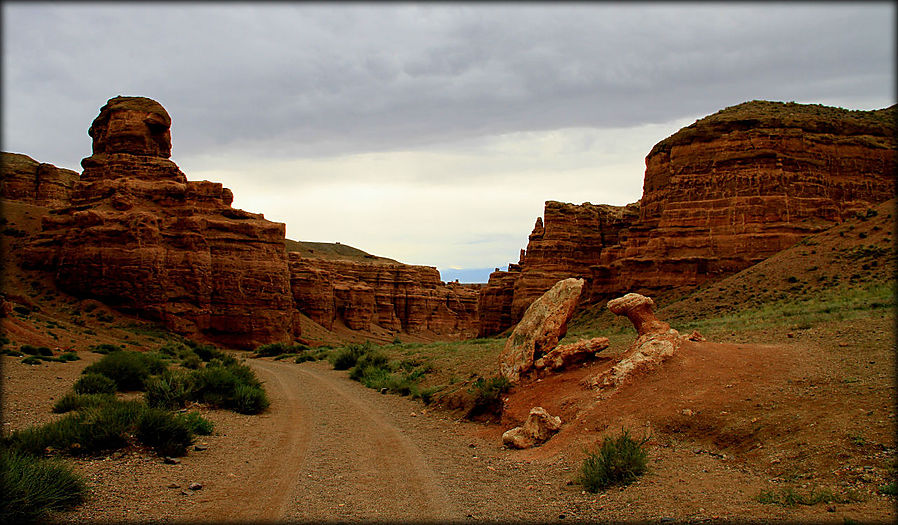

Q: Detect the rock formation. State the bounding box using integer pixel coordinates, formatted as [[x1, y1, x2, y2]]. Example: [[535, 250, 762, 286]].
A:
[[586, 293, 680, 392], [23, 96, 296, 348], [288, 253, 479, 337], [498, 278, 584, 382], [533, 336, 609, 374], [502, 406, 562, 449], [478, 202, 637, 336], [1, 152, 78, 206], [480, 101, 896, 335]]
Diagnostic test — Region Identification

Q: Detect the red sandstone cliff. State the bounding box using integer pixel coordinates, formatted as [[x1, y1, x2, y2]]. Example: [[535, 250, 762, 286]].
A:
[[1, 152, 79, 206], [480, 101, 896, 336], [7, 96, 481, 346], [22, 96, 296, 348], [289, 253, 479, 338]]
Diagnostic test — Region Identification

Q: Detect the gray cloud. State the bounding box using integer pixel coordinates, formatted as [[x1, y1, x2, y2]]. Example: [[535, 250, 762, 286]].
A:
[[2, 3, 893, 171]]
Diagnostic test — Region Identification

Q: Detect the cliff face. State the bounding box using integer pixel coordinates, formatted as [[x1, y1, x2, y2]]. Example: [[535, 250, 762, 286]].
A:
[[591, 101, 896, 299], [289, 253, 480, 338], [1, 152, 79, 206], [480, 101, 896, 335], [23, 96, 296, 348], [477, 201, 638, 337]]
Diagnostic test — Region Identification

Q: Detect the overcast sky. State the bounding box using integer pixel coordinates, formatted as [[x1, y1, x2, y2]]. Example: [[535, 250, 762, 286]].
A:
[[3, 3, 894, 281]]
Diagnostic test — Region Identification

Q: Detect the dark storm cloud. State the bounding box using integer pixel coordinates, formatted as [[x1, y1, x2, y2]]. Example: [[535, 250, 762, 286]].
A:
[[2, 3, 893, 170]]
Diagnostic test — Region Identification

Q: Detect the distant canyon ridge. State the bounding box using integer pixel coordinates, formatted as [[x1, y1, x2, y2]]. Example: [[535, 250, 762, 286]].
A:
[[2, 97, 894, 347]]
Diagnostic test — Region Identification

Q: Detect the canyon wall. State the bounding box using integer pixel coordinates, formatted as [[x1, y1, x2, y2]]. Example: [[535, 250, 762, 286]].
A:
[[480, 101, 896, 335], [289, 254, 480, 338], [1, 152, 79, 207], [7, 96, 480, 347], [22, 96, 296, 348]]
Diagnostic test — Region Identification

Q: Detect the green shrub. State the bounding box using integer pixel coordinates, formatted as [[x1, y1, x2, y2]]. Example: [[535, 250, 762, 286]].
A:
[[187, 363, 263, 410], [180, 353, 202, 369], [21, 356, 41, 365], [81, 351, 165, 391], [232, 384, 270, 414], [253, 342, 290, 357], [330, 342, 371, 370], [144, 370, 193, 410], [466, 375, 511, 419], [58, 352, 80, 362], [73, 373, 116, 395], [20, 345, 53, 357], [879, 482, 897, 496], [135, 408, 193, 457], [577, 430, 649, 493], [88, 343, 121, 354], [0, 448, 87, 523], [52, 393, 115, 414], [176, 412, 214, 435], [3, 349, 24, 357]]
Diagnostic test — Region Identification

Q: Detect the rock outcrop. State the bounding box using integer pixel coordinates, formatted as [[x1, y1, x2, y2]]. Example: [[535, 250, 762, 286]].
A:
[[586, 293, 680, 392], [502, 406, 563, 449], [23, 96, 296, 348], [1, 152, 79, 206], [288, 253, 479, 337], [498, 278, 584, 382], [533, 336, 609, 374], [478, 202, 637, 337], [480, 101, 896, 335]]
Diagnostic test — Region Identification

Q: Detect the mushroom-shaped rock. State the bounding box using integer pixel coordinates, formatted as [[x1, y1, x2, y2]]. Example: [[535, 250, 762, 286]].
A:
[[585, 293, 681, 393], [502, 407, 562, 449], [534, 336, 609, 373], [607, 293, 670, 336], [498, 278, 584, 382]]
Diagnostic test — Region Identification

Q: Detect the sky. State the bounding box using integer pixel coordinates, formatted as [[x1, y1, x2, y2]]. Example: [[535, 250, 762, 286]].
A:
[[2, 3, 894, 282]]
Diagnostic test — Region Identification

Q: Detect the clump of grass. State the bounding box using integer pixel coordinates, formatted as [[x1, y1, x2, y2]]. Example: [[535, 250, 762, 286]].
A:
[[81, 350, 166, 391], [73, 373, 117, 395], [21, 356, 42, 365], [0, 448, 87, 523], [52, 393, 115, 414], [135, 407, 194, 457], [20, 345, 53, 357], [330, 342, 372, 370], [757, 486, 862, 506], [187, 362, 268, 414], [58, 352, 80, 362], [253, 342, 310, 358], [176, 412, 214, 436], [88, 343, 121, 354], [466, 375, 511, 419], [577, 430, 649, 493], [144, 370, 193, 410], [879, 482, 897, 496]]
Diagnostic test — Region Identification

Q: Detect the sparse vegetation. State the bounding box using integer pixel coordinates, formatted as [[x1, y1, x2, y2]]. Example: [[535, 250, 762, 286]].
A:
[[466, 375, 511, 419], [73, 373, 116, 395], [81, 350, 166, 391], [0, 448, 87, 523], [756, 486, 862, 506], [176, 412, 214, 436], [577, 430, 649, 493]]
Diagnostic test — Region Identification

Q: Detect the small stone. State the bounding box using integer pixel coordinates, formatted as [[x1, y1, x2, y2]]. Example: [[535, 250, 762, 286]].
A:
[[410, 412, 417, 417], [380, 388, 388, 394], [827, 505, 836, 512], [681, 409, 694, 417], [194, 444, 207, 451], [468, 443, 476, 448], [168, 483, 180, 488], [787, 333, 794, 338], [163, 457, 180, 464], [188, 482, 202, 490], [693, 448, 703, 454]]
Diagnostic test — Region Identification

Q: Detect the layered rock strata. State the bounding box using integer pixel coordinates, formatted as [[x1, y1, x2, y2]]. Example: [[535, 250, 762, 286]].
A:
[[24, 96, 296, 348], [478, 201, 637, 337], [288, 254, 479, 337], [1, 152, 79, 206], [480, 101, 896, 335]]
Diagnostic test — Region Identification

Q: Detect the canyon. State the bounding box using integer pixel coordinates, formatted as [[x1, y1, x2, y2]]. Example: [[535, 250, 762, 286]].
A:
[[478, 101, 896, 335], [6, 96, 478, 348], [2, 98, 894, 344]]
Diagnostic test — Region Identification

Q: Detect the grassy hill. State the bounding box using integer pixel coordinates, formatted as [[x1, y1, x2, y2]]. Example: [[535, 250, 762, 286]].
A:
[[284, 239, 398, 264]]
